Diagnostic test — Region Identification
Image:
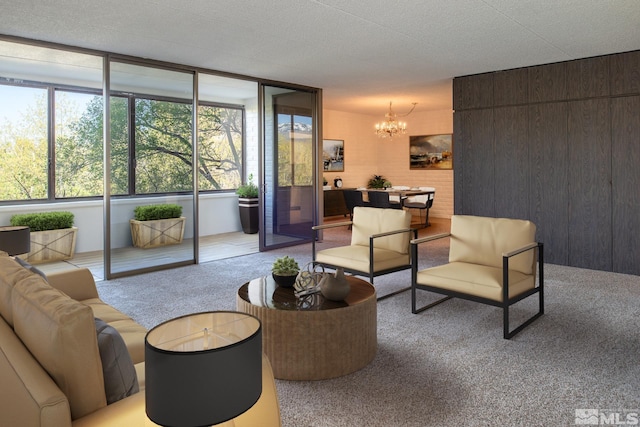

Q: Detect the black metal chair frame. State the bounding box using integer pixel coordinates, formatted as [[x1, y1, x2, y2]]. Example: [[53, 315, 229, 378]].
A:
[[403, 191, 434, 228], [411, 233, 544, 339], [312, 221, 417, 300]]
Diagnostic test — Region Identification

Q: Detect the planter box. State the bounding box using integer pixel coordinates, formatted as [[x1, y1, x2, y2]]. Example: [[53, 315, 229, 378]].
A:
[[26, 227, 78, 264], [129, 217, 186, 249]]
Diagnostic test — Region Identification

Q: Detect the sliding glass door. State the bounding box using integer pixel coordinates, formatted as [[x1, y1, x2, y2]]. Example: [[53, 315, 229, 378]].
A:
[[260, 85, 318, 250], [105, 60, 196, 278]]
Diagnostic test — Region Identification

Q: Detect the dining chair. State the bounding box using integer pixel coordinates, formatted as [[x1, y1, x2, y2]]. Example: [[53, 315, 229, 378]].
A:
[[343, 189, 370, 221], [367, 191, 403, 209], [403, 187, 435, 227]]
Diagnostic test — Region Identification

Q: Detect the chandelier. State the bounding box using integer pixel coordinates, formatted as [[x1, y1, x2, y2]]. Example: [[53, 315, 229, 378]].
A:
[[374, 101, 417, 138]]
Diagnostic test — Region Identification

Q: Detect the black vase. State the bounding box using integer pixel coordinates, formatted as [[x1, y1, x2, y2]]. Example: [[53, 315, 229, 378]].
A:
[[238, 197, 259, 234]]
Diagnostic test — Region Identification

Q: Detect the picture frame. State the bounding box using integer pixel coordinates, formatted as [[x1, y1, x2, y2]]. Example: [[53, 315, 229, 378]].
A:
[[322, 139, 344, 172], [409, 134, 453, 170]]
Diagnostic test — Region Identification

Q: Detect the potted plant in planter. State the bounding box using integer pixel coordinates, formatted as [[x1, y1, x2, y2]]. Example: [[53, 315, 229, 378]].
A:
[[129, 203, 186, 249], [10, 211, 77, 264], [236, 173, 259, 234], [271, 255, 300, 288], [367, 174, 387, 189]]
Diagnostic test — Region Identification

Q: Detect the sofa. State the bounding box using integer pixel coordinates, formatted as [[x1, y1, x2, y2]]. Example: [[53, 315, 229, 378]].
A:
[[0, 252, 281, 426]]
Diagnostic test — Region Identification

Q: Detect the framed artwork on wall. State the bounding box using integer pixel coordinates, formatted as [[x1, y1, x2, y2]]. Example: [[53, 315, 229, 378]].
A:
[[322, 139, 344, 172], [409, 134, 453, 170]]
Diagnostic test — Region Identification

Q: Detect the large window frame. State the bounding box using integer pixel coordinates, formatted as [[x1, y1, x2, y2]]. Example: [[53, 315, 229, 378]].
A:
[[0, 78, 246, 203]]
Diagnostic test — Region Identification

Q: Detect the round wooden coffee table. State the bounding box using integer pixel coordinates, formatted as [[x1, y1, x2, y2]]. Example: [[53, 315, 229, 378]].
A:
[[237, 275, 377, 380]]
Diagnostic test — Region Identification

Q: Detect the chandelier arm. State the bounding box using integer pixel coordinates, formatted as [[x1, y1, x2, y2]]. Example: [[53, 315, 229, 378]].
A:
[[397, 102, 418, 117]]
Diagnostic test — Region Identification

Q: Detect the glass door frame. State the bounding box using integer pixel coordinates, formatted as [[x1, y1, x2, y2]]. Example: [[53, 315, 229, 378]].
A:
[[103, 56, 198, 279], [257, 82, 322, 252]]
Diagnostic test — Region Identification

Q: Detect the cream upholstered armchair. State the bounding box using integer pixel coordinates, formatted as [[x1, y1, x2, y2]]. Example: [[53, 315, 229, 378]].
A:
[[410, 215, 544, 339], [312, 206, 416, 299]]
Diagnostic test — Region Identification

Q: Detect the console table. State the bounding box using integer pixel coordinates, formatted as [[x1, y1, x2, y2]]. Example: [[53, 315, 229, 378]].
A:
[[236, 275, 377, 380], [323, 189, 350, 217]]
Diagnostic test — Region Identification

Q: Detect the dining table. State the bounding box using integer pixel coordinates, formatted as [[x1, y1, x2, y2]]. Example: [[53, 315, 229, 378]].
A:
[[357, 187, 435, 201]]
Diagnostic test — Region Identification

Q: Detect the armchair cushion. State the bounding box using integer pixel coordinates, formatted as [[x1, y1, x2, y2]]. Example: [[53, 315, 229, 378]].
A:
[[416, 261, 534, 302], [449, 215, 535, 274], [315, 245, 410, 273], [351, 207, 411, 254]]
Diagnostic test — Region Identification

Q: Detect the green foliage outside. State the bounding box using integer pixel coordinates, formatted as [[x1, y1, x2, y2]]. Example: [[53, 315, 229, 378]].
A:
[[271, 256, 300, 276], [10, 211, 75, 231], [133, 204, 183, 221]]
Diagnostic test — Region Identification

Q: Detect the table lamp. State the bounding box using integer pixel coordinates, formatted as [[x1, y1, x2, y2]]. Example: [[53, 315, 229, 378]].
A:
[[145, 311, 262, 427], [0, 226, 31, 257]]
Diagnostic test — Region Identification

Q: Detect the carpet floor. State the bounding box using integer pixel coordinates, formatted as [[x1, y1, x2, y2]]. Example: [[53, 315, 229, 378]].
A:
[[95, 225, 640, 427]]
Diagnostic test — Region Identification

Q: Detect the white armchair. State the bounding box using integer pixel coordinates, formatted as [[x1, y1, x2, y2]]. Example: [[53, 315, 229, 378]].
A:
[[312, 207, 416, 299]]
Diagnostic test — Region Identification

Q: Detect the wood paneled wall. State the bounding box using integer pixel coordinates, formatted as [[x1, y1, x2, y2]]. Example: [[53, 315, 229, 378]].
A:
[[453, 50, 640, 275]]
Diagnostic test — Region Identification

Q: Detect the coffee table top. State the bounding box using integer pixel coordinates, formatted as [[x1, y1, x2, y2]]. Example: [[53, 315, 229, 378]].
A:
[[238, 274, 374, 311]]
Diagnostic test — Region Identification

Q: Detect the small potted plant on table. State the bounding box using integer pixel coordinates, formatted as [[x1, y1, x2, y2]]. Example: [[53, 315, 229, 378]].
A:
[[272, 256, 300, 288]]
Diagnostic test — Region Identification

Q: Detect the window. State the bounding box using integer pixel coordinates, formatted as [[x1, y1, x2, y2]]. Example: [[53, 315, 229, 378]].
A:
[[0, 41, 249, 203], [54, 90, 103, 197], [0, 84, 48, 200], [276, 107, 313, 186], [198, 104, 242, 191]]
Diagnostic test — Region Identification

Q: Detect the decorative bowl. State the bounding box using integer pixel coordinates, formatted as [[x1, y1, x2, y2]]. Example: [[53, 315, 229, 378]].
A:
[[272, 273, 297, 288]]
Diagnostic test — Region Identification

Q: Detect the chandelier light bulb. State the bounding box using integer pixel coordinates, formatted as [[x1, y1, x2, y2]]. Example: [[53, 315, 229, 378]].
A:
[[374, 101, 416, 139]]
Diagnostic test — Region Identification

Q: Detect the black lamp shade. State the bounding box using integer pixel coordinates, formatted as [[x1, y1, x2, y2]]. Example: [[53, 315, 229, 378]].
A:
[[145, 311, 262, 427], [0, 226, 31, 256]]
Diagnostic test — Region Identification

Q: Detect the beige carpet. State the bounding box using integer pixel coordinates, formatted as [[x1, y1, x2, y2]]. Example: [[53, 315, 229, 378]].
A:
[[94, 222, 640, 426]]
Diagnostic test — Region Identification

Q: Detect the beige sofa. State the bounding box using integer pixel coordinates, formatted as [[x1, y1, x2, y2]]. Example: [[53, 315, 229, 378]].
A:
[[0, 252, 281, 426], [410, 215, 544, 339]]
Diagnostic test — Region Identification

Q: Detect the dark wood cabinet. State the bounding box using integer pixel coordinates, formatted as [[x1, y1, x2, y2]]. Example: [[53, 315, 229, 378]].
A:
[[323, 189, 349, 217]]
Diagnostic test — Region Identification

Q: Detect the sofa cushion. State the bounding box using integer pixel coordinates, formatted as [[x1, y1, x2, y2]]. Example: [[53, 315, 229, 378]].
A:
[[85, 299, 147, 364], [95, 318, 139, 404], [11, 274, 107, 420], [13, 256, 47, 279], [449, 215, 536, 275], [0, 252, 35, 327], [351, 207, 411, 254]]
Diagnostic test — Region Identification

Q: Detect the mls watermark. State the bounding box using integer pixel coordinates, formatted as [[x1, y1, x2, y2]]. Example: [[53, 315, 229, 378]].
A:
[[575, 409, 639, 425]]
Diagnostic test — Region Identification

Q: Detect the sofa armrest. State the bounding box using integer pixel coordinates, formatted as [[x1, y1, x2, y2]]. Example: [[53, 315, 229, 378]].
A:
[[45, 268, 100, 301]]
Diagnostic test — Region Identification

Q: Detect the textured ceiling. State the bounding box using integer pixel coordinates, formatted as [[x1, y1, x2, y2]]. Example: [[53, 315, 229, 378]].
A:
[[1, 0, 639, 115]]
